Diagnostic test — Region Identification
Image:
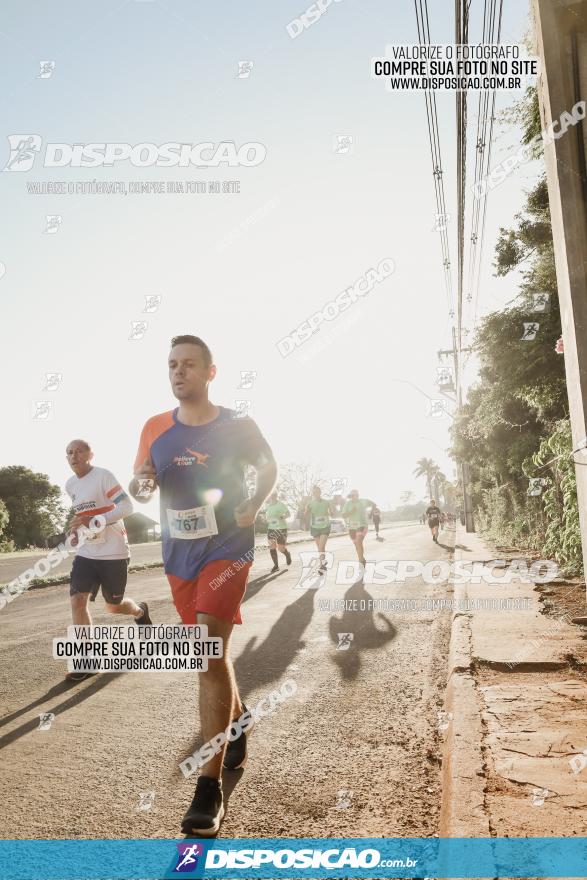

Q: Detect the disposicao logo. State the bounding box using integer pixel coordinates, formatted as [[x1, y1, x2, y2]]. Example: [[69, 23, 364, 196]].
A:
[[174, 843, 204, 873], [3, 136, 266, 170]]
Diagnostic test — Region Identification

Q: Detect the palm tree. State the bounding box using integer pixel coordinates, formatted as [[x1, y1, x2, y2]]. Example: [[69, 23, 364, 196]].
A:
[[413, 458, 438, 500], [433, 470, 448, 503]]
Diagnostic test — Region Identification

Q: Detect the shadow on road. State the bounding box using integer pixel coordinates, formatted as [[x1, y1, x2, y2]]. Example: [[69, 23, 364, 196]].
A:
[[0, 680, 75, 730], [179, 588, 315, 763], [436, 541, 454, 551], [242, 570, 285, 604], [328, 578, 396, 681], [234, 588, 315, 700], [0, 673, 122, 750]]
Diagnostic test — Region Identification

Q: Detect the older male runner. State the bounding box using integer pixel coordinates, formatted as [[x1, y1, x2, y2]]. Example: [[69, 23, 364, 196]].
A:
[[65, 439, 151, 682]]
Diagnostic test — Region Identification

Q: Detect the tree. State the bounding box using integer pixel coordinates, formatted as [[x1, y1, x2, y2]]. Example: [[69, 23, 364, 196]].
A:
[[448, 85, 582, 571], [413, 458, 438, 499], [0, 498, 13, 552], [0, 466, 66, 549], [451, 173, 566, 545], [275, 462, 333, 528], [433, 470, 448, 504]]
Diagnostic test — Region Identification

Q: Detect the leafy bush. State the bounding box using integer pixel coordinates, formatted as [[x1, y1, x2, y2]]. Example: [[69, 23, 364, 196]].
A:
[[527, 420, 583, 573]]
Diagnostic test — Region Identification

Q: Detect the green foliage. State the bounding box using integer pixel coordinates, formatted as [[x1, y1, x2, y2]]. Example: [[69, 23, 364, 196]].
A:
[[475, 484, 542, 548], [499, 85, 542, 159], [494, 177, 552, 277], [388, 502, 427, 522], [0, 466, 66, 549], [413, 458, 437, 498], [0, 499, 14, 552], [450, 88, 583, 574], [527, 420, 583, 572]]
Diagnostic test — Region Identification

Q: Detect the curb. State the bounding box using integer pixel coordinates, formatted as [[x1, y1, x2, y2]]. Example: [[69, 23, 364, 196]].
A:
[[439, 531, 491, 837]]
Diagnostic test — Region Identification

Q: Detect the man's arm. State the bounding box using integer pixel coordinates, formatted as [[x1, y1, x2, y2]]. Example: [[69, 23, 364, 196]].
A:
[[129, 458, 157, 503], [101, 476, 133, 523], [234, 454, 278, 527], [250, 457, 278, 512], [70, 476, 133, 531], [234, 418, 278, 527], [129, 420, 157, 503]]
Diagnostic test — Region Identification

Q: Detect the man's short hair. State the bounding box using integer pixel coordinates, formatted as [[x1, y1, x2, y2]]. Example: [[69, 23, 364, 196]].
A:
[[67, 439, 91, 452], [170, 335, 213, 367]]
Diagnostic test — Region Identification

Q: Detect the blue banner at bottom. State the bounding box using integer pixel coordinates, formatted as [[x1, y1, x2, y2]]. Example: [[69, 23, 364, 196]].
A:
[[0, 837, 586, 879]]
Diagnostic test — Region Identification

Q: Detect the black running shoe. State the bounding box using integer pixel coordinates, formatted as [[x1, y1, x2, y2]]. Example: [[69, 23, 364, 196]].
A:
[[65, 671, 96, 682], [135, 601, 152, 625], [223, 704, 253, 770], [284, 549, 292, 566], [181, 776, 225, 837], [270, 564, 279, 573]]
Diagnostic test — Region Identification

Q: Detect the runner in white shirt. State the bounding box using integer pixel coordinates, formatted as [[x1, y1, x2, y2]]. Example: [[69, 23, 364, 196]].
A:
[[64, 439, 152, 682]]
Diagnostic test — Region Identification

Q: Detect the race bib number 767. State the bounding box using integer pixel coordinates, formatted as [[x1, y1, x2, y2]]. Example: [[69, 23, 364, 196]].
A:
[[166, 505, 218, 540]]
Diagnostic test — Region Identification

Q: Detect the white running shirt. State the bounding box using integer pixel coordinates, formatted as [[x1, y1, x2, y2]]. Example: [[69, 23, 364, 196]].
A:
[[65, 466, 132, 560]]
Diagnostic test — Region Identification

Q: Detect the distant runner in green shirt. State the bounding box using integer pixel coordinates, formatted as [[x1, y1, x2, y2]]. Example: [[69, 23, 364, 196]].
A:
[[304, 485, 333, 575], [265, 492, 292, 572], [342, 489, 375, 568]]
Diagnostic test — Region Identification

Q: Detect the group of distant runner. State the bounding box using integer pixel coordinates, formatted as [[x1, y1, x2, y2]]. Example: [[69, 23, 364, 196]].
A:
[[264, 489, 382, 576], [57, 333, 447, 838]]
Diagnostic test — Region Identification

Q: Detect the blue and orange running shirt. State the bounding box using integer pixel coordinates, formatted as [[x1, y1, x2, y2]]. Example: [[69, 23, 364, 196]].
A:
[[134, 407, 273, 579]]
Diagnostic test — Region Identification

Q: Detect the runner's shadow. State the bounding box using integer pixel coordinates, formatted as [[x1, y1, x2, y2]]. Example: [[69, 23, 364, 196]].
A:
[[454, 544, 471, 551], [242, 570, 285, 604], [233, 588, 315, 701], [0, 681, 75, 729], [0, 674, 123, 750], [218, 766, 245, 829], [178, 589, 315, 763], [328, 578, 396, 682]]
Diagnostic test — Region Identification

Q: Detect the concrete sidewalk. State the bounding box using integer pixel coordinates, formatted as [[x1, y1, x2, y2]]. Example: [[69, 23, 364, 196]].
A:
[[440, 527, 587, 839]]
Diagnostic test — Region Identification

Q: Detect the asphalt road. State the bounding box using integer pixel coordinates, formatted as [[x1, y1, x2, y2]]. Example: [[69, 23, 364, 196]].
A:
[[0, 523, 454, 839], [0, 523, 415, 585], [0, 540, 176, 584]]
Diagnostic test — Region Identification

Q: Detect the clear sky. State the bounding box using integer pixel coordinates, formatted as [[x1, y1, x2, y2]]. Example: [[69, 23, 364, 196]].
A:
[[0, 0, 541, 518]]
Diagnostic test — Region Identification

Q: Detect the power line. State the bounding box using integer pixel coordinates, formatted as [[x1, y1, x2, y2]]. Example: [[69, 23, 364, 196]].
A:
[[469, 0, 504, 330], [455, 0, 469, 371], [415, 0, 455, 319]]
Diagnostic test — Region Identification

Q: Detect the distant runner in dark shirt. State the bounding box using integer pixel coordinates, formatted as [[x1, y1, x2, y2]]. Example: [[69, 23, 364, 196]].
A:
[[371, 505, 381, 538], [425, 499, 442, 543]]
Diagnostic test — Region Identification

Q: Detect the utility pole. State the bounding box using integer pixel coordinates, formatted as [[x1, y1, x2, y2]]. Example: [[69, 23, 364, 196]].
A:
[[438, 329, 476, 531], [533, 0, 587, 591]]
